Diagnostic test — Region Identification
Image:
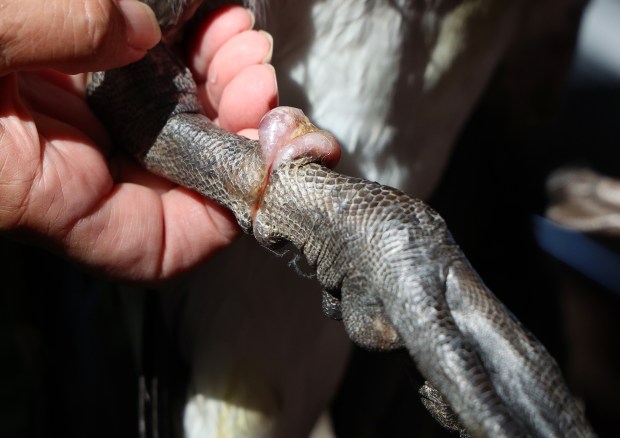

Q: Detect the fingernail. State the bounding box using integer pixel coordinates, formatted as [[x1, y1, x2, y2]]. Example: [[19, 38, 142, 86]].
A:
[[118, 0, 162, 49], [246, 9, 256, 29], [259, 31, 273, 64], [267, 64, 279, 103]]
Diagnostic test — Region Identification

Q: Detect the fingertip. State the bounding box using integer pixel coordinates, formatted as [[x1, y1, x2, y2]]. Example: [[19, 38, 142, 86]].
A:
[[117, 0, 162, 51], [62, 0, 162, 73], [189, 6, 256, 81], [217, 64, 278, 133], [205, 30, 274, 108]]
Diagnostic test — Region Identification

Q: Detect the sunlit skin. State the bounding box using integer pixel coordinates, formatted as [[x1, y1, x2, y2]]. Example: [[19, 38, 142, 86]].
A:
[[0, 1, 278, 281]]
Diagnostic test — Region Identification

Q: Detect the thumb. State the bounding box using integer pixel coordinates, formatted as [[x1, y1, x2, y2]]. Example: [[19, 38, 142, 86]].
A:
[[0, 0, 162, 75]]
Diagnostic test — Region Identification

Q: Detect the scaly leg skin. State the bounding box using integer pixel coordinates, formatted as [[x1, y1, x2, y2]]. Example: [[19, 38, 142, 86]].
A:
[[420, 382, 471, 438], [256, 161, 595, 436], [88, 43, 595, 437], [254, 115, 593, 437]]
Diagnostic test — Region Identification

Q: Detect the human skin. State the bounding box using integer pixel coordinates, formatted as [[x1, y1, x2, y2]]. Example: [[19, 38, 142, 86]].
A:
[[0, 1, 278, 281]]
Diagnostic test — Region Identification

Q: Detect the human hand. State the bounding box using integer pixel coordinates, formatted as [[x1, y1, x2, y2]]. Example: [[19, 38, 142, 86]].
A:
[[0, 1, 278, 281]]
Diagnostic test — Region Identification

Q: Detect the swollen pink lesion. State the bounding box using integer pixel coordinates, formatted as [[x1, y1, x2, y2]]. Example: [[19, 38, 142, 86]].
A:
[[251, 106, 341, 221], [257, 106, 340, 171]]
